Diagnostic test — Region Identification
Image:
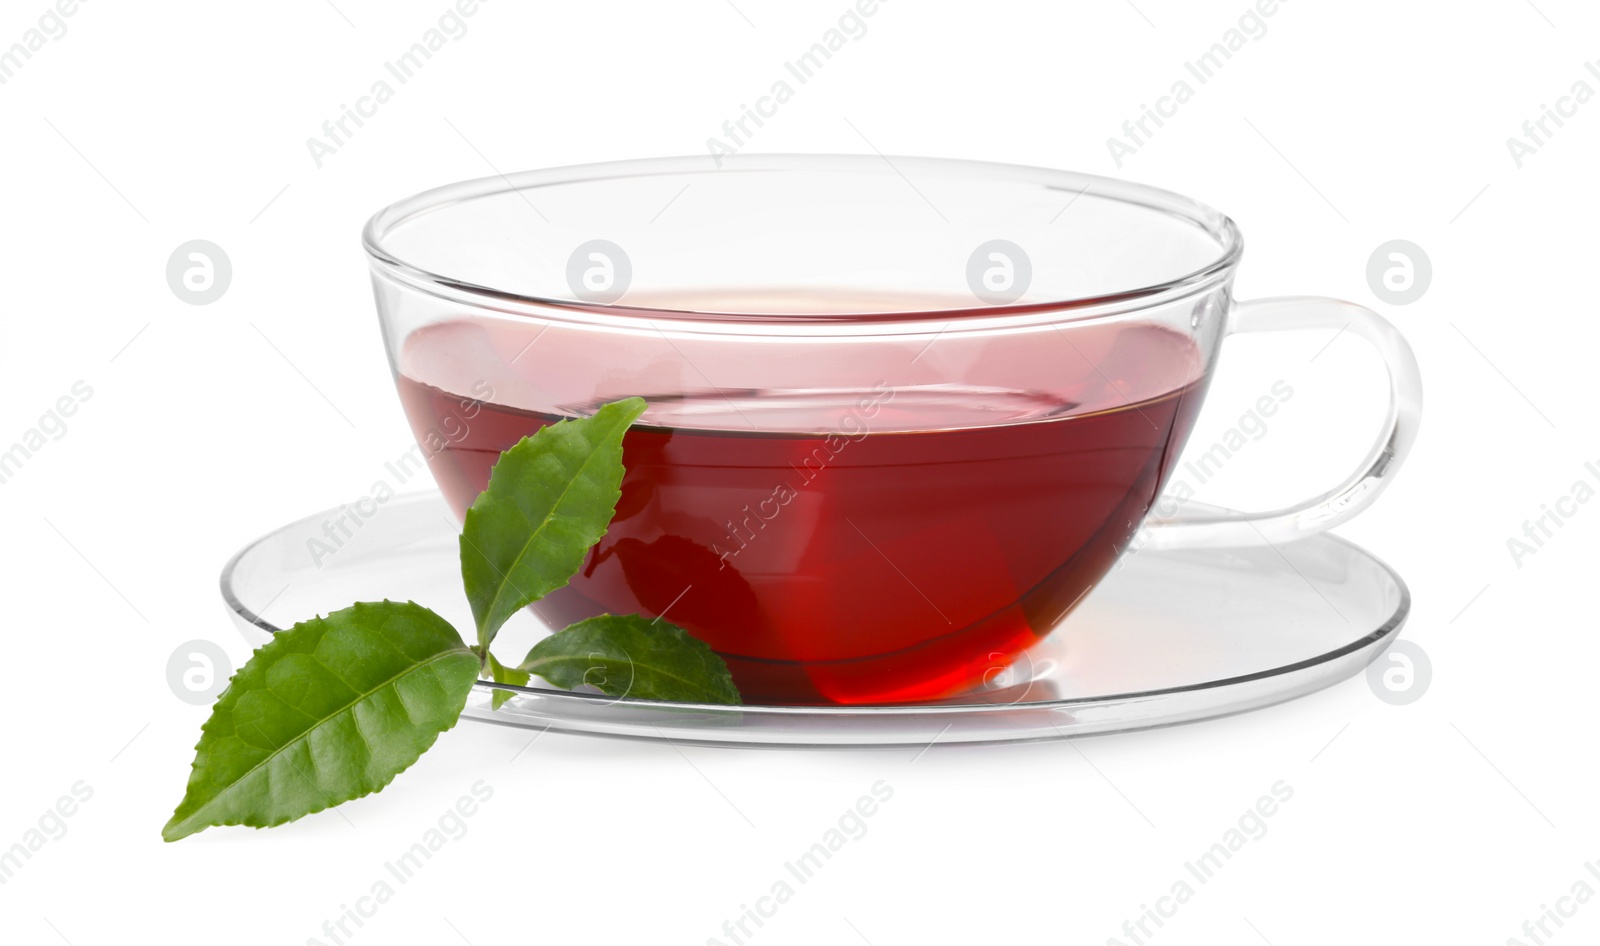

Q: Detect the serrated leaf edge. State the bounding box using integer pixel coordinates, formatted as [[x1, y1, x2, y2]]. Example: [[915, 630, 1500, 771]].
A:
[[163, 602, 477, 841], [462, 397, 646, 646]]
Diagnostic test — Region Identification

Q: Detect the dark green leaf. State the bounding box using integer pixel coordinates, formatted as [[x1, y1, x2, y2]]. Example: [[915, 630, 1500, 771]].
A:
[[163, 601, 479, 842], [459, 397, 647, 649], [520, 614, 741, 705]]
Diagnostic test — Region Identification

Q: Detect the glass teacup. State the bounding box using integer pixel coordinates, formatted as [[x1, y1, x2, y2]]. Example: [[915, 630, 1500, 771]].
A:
[[364, 155, 1420, 704]]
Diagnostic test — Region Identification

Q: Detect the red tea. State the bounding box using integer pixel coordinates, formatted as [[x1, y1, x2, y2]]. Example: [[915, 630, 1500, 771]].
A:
[[397, 312, 1206, 704]]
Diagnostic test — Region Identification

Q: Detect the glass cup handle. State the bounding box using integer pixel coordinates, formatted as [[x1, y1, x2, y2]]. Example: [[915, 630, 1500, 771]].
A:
[[1141, 295, 1423, 550]]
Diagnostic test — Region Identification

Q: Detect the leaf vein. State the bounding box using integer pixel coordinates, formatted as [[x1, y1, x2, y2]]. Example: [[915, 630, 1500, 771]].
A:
[[175, 650, 469, 832], [479, 425, 624, 634]]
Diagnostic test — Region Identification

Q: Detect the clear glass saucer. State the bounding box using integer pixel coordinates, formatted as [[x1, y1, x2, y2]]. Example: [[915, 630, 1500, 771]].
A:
[[220, 491, 1408, 747]]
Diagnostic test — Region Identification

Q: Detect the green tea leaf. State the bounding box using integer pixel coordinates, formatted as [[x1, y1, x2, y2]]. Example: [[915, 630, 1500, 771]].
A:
[[486, 651, 530, 710], [520, 614, 741, 705], [459, 397, 647, 649], [163, 601, 479, 842]]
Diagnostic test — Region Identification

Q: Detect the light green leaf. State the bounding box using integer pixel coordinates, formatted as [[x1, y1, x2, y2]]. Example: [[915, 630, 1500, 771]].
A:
[[163, 601, 479, 842], [459, 397, 647, 649], [486, 652, 531, 710], [520, 614, 741, 705]]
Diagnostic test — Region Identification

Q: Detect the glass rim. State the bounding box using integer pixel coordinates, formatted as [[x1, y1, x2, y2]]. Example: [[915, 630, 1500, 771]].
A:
[[362, 153, 1244, 326]]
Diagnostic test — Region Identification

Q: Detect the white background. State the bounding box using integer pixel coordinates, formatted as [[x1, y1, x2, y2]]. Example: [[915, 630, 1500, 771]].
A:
[[1, 1, 1595, 943]]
